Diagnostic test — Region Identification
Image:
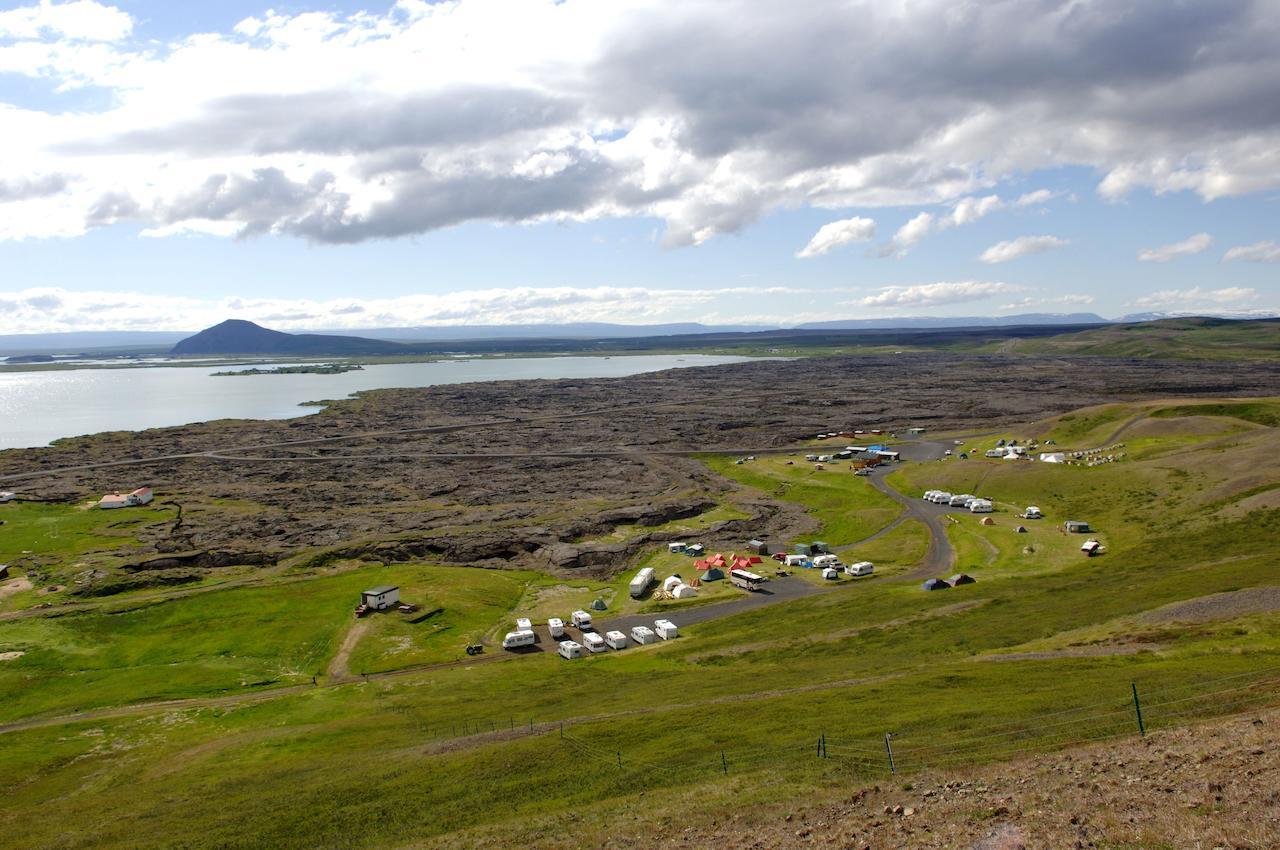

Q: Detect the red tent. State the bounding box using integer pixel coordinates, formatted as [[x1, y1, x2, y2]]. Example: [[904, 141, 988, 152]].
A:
[[747, 555, 763, 564], [693, 559, 709, 570]]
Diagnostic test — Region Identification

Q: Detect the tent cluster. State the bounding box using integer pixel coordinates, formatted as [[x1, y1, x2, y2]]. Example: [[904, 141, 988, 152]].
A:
[[693, 552, 763, 576], [921, 574, 977, 591]]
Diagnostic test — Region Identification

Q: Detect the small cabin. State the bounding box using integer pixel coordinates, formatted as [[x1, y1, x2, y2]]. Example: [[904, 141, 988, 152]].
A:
[[361, 585, 400, 610], [747, 540, 769, 555], [98, 487, 154, 510], [1064, 520, 1092, 534]]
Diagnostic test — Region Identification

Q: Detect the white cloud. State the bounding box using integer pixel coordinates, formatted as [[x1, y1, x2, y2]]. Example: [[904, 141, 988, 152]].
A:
[[947, 194, 1003, 227], [0, 1, 1278, 244], [1137, 232, 1213, 262], [1129, 286, 1260, 309], [979, 235, 1068, 264], [0, 0, 132, 42], [1223, 240, 1280, 263], [796, 215, 876, 258], [855, 281, 1021, 308], [999, 293, 1096, 310], [1014, 189, 1057, 207], [879, 212, 934, 257]]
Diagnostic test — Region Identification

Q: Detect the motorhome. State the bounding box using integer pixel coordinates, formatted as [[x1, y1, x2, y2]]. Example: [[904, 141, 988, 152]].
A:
[[631, 626, 658, 645], [516, 617, 532, 631], [548, 618, 565, 638], [558, 640, 584, 659], [501, 630, 536, 650], [571, 610, 593, 629], [654, 619, 678, 640], [604, 630, 629, 650], [582, 632, 606, 653]]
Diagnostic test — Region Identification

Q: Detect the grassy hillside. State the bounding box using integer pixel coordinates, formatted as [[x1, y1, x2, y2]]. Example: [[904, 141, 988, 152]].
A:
[[960, 316, 1280, 360], [1, 399, 1278, 848]]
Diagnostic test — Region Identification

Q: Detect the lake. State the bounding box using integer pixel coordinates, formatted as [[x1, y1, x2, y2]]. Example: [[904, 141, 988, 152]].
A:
[[0, 355, 754, 450]]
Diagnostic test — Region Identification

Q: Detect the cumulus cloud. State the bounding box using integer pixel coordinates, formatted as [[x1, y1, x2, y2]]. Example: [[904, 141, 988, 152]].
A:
[[1015, 189, 1058, 206], [999, 293, 1096, 310], [879, 212, 935, 257], [855, 281, 1021, 308], [1129, 287, 1260, 309], [796, 215, 876, 258], [979, 235, 1068, 264], [0, 0, 131, 42], [0, 1, 1278, 244], [1223, 240, 1280, 263], [1137, 232, 1213, 262]]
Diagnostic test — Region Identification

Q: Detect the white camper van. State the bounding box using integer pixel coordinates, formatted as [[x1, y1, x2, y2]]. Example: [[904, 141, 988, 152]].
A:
[[548, 617, 566, 638], [501, 630, 536, 650], [516, 617, 532, 632], [582, 632, 606, 653], [558, 640, 584, 659], [604, 630, 628, 650], [629, 567, 656, 599], [654, 619, 678, 640], [571, 610, 593, 630], [847, 561, 874, 577]]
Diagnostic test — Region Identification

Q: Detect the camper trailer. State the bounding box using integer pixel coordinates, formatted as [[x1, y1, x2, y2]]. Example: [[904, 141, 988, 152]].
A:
[[969, 499, 994, 513], [1024, 506, 1043, 519], [654, 619, 678, 640], [502, 630, 536, 650], [571, 610, 594, 629], [784, 554, 809, 568], [548, 618, 566, 638], [558, 640, 584, 659], [631, 625, 658, 645], [582, 632, 606, 653], [629, 567, 656, 599], [516, 617, 532, 632], [812, 554, 841, 569], [604, 630, 628, 650], [846, 561, 874, 577]]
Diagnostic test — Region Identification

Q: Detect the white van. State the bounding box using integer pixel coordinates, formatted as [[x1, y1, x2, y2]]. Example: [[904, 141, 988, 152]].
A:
[[502, 630, 536, 650], [846, 561, 874, 577], [571, 610, 593, 630], [548, 617, 565, 638], [631, 625, 657, 645], [604, 630, 628, 650], [516, 617, 532, 631], [582, 632, 606, 653], [654, 619, 678, 640], [558, 640, 584, 659]]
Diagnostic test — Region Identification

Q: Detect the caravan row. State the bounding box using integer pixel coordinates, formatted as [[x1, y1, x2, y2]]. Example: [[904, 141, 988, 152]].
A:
[[922, 491, 993, 512], [560, 620, 678, 659]]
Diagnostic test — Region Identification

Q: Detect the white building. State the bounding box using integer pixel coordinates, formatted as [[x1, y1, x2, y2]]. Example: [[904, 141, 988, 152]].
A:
[[361, 585, 400, 610]]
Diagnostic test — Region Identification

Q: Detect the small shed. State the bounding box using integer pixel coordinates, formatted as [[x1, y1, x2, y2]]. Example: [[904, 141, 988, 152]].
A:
[[361, 585, 400, 610], [747, 540, 770, 555], [810, 541, 831, 554], [921, 578, 951, 591], [948, 573, 977, 586], [1064, 521, 1092, 533]]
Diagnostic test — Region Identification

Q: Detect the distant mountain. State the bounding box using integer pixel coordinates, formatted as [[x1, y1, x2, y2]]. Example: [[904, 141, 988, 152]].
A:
[[797, 313, 1107, 330], [171, 320, 409, 356], [309, 322, 774, 341], [1116, 310, 1280, 323]]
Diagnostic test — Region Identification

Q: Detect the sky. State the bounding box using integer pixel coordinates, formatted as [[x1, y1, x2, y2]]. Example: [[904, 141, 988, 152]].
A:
[[0, 0, 1278, 333]]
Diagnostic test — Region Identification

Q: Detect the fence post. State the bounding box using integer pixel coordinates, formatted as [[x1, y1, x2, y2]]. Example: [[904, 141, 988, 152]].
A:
[[617, 751, 623, 771], [721, 751, 728, 775], [1131, 681, 1146, 738], [884, 733, 897, 776]]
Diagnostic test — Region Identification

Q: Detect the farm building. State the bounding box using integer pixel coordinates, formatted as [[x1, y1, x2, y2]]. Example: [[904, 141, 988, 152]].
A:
[[850, 451, 881, 469], [361, 585, 400, 610], [948, 573, 977, 586], [98, 487, 154, 510], [1064, 520, 1092, 533], [747, 539, 770, 555], [921, 578, 951, 591]]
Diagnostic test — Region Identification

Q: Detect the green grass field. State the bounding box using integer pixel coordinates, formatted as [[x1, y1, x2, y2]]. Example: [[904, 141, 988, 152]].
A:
[[1, 400, 1278, 848]]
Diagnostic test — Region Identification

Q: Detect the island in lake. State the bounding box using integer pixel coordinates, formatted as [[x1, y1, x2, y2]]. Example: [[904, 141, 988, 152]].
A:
[[212, 363, 364, 376]]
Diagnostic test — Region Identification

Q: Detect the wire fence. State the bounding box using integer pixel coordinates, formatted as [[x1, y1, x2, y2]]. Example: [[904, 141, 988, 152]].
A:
[[543, 665, 1280, 785]]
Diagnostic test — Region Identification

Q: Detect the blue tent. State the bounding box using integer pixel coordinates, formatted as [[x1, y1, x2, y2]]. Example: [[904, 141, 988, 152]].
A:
[[921, 578, 951, 591]]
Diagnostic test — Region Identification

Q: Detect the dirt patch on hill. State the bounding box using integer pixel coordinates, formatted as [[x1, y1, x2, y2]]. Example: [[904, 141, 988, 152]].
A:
[[0, 576, 32, 600], [1123, 414, 1254, 440], [1138, 586, 1280, 625], [0, 651, 24, 661], [977, 644, 1162, 662]]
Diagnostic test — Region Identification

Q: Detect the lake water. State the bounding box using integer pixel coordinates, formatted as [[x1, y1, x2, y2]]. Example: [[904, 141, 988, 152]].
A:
[[0, 355, 754, 450]]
